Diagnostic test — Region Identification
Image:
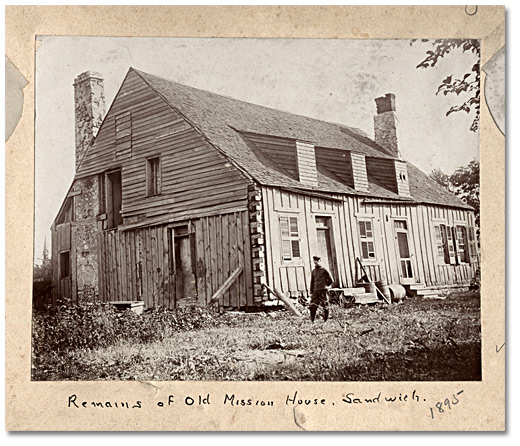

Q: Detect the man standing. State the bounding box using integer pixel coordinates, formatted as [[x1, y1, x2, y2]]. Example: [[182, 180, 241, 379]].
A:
[[309, 256, 333, 322]]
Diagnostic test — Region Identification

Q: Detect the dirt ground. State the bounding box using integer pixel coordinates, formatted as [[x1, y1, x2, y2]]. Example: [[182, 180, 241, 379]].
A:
[[33, 290, 481, 381]]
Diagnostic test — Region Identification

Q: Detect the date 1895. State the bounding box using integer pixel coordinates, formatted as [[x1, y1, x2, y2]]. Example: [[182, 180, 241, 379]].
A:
[[429, 390, 464, 419]]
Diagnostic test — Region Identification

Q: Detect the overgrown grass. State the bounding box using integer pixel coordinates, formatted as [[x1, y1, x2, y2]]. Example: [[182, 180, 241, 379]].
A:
[[32, 291, 481, 381]]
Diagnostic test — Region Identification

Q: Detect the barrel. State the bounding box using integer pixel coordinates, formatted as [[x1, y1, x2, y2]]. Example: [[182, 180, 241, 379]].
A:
[[375, 279, 391, 302], [388, 284, 406, 303], [360, 282, 376, 295]]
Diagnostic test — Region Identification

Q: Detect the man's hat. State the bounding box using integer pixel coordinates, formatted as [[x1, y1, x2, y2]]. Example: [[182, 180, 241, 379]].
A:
[[313, 256, 321, 261]]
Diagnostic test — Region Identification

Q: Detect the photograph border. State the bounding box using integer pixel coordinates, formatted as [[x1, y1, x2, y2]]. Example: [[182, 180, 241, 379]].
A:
[[5, 5, 505, 431]]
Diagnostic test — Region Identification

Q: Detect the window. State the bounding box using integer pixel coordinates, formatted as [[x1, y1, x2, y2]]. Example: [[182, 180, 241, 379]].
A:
[[59, 251, 70, 279], [456, 226, 469, 263], [147, 157, 161, 196], [280, 216, 301, 261], [358, 219, 376, 260], [434, 223, 463, 265], [434, 225, 445, 261], [98, 173, 106, 215], [468, 226, 477, 257], [106, 170, 123, 229]]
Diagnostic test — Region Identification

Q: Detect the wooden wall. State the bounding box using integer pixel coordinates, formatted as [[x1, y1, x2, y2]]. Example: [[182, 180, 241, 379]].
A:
[[295, 141, 318, 186], [75, 69, 249, 221], [97, 210, 254, 308], [315, 146, 353, 187], [240, 132, 299, 179], [51, 222, 73, 302], [350, 153, 369, 192], [366, 157, 397, 193], [261, 185, 479, 296]]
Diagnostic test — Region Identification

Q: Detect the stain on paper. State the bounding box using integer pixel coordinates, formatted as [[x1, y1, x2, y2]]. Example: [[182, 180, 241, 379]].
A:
[[482, 45, 505, 135], [5, 56, 29, 142]]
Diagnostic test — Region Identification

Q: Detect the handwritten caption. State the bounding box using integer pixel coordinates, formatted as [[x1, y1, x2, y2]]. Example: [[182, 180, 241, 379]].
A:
[[67, 389, 461, 419], [429, 390, 464, 419]]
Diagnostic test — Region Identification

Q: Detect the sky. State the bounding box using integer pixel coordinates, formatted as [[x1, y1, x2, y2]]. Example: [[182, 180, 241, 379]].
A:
[[34, 36, 479, 263]]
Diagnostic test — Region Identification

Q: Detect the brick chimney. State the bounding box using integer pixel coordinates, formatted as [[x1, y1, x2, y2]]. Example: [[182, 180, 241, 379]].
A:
[[74, 71, 106, 170], [374, 93, 401, 159]]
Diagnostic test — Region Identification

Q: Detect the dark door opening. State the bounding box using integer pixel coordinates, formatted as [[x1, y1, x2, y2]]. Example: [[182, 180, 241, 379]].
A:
[[106, 170, 123, 228], [171, 226, 197, 302], [315, 216, 338, 285], [394, 219, 414, 283]]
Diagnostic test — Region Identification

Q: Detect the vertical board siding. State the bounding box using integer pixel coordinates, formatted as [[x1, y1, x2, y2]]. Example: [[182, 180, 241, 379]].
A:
[[261, 185, 479, 296], [96, 210, 253, 308]]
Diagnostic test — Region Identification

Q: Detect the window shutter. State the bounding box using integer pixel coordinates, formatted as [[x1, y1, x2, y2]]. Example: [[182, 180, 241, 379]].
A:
[[462, 227, 470, 263], [468, 226, 478, 261], [280, 216, 289, 237], [448, 226, 457, 265], [282, 241, 292, 260], [440, 225, 450, 264], [280, 216, 300, 261]]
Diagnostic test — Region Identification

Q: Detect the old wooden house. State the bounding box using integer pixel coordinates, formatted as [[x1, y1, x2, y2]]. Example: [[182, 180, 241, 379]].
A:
[[51, 68, 479, 308]]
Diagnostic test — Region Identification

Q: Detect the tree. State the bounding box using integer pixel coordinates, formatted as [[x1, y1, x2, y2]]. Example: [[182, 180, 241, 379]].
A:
[[429, 168, 453, 192], [430, 159, 480, 232], [413, 39, 480, 132]]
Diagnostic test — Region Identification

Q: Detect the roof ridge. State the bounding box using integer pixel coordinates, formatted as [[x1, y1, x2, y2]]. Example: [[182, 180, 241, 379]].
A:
[[132, 68, 393, 158]]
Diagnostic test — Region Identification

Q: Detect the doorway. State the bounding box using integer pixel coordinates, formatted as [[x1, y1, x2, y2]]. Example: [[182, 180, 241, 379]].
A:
[[106, 170, 123, 228], [394, 219, 414, 283], [315, 216, 338, 285], [170, 225, 197, 302]]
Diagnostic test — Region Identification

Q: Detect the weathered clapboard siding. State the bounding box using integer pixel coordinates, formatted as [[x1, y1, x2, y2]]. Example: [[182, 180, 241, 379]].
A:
[[240, 132, 299, 179], [315, 146, 354, 187], [366, 157, 397, 192], [295, 141, 318, 186], [394, 160, 411, 197], [76, 70, 250, 220], [261, 185, 479, 297], [350, 153, 369, 191], [97, 211, 253, 308]]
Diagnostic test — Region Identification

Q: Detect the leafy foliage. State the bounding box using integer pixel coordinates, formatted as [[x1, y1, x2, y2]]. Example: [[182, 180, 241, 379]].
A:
[[430, 159, 480, 231], [32, 301, 220, 377], [32, 291, 481, 381], [413, 39, 480, 132]]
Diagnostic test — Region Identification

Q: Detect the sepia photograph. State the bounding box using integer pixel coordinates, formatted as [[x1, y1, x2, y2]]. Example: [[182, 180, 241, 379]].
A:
[[32, 36, 481, 383]]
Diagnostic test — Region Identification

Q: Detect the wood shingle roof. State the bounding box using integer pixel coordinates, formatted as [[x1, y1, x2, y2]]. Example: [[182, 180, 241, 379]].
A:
[[83, 68, 473, 210]]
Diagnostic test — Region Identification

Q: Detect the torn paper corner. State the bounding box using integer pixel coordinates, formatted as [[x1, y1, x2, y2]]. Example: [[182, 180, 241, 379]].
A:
[[5, 55, 29, 143], [482, 45, 505, 136]]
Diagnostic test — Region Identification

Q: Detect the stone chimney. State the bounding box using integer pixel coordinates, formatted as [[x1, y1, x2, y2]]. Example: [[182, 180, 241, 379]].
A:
[[74, 71, 106, 170], [374, 93, 401, 158]]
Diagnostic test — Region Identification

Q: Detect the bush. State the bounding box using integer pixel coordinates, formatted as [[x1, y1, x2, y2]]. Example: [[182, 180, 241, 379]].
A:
[[32, 301, 219, 358]]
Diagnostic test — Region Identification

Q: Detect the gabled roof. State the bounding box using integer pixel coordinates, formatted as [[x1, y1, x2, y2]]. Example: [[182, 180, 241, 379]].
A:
[[85, 68, 472, 210]]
